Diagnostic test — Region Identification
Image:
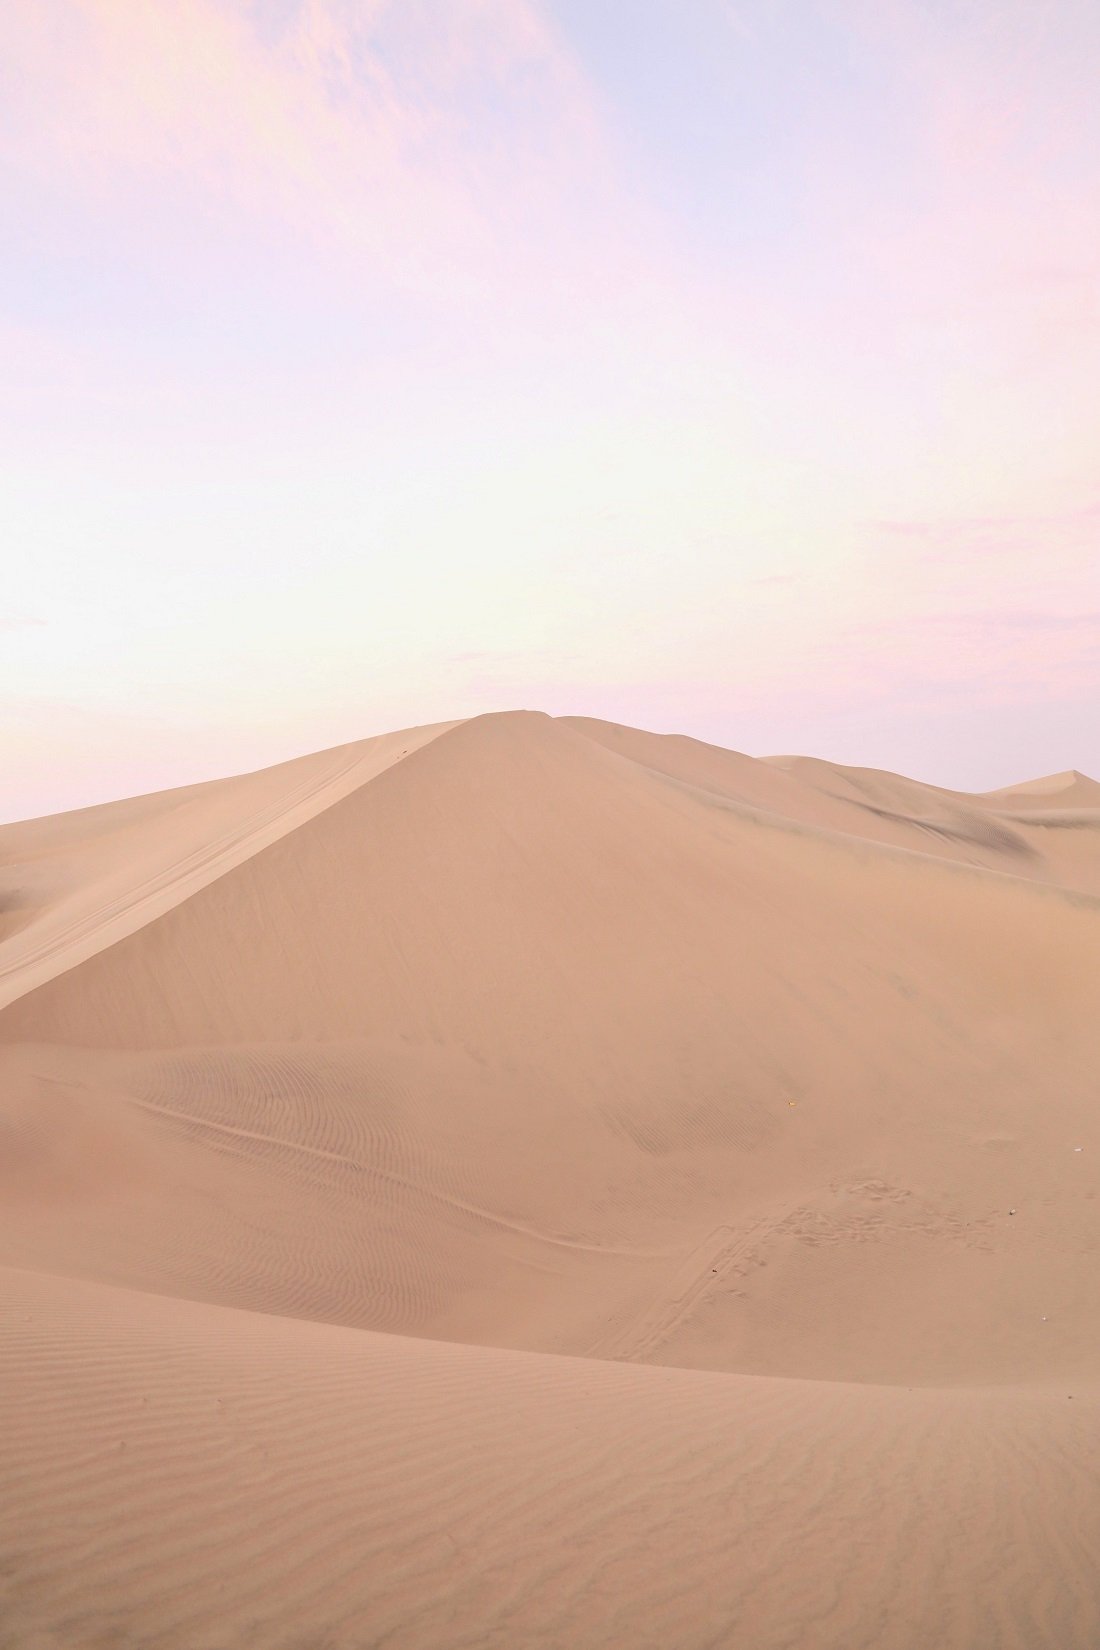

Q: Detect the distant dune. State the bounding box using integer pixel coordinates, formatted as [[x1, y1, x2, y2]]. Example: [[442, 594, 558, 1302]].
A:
[[2, 712, 1098, 1648]]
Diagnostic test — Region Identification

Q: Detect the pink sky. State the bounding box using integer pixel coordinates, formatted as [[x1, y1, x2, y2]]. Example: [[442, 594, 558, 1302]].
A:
[[3, 0, 1098, 820]]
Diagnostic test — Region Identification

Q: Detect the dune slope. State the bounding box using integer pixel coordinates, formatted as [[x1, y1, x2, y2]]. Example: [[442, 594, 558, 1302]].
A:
[[3, 1264, 1098, 1650], [0, 718, 456, 1012]]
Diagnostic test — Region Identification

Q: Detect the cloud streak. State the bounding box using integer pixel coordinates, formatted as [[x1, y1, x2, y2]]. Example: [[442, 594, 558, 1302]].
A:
[[2, 0, 628, 311]]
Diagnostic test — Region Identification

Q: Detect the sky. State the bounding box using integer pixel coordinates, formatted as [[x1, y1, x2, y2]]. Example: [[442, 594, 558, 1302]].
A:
[[3, 0, 1098, 820]]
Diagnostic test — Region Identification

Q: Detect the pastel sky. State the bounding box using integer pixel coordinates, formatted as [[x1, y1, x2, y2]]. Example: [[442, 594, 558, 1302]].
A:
[[3, 0, 1098, 820]]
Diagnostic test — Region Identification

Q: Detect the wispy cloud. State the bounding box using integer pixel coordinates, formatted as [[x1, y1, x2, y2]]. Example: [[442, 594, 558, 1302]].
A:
[[1, 0, 627, 312], [858, 611, 1100, 636]]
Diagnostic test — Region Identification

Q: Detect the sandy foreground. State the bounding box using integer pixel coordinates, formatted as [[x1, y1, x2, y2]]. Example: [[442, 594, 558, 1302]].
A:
[[1, 710, 1098, 1648]]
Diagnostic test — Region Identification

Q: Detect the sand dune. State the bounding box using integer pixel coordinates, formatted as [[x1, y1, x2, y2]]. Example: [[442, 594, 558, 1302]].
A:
[[981, 767, 1100, 811], [1, 711, 1098, 1647], [4, 1265, 1097, 1650], [0, 719, 456, 1012]]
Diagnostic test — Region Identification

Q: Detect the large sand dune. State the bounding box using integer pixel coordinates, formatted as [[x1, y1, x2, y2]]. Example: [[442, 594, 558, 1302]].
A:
[[1, 711, 1098, 1647]]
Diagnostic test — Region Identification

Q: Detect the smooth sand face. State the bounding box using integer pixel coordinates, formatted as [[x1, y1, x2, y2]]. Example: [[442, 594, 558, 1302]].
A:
[[1, 711, 1098, 1648]]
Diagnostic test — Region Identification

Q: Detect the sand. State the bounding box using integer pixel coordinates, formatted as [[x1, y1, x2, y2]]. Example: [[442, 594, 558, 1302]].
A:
[[1, 710, 1098, 1647]]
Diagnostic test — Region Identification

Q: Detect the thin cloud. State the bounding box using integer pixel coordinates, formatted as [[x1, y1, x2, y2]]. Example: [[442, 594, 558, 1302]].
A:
[[0, 0, 627, 312]]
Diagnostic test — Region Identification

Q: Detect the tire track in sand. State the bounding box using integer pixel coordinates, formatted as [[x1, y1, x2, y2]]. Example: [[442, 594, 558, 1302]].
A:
[[588, 1216, 777, 1361]]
